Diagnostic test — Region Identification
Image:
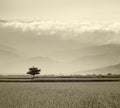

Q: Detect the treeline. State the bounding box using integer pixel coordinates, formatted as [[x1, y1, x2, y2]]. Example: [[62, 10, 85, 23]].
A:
[[0, 73, 120, 79], [35, 73, 120, 78]]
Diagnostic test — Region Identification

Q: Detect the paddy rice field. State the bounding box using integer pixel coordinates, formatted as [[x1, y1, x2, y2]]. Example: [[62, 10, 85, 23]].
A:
[[0, 82, 120, 108]]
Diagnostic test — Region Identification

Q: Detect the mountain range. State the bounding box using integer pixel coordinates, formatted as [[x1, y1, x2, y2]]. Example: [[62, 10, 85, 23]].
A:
[[0, 20, 120, 75]]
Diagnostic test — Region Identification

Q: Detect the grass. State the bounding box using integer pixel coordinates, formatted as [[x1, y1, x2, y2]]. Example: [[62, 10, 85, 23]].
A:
[[0, 82, 120, 108]]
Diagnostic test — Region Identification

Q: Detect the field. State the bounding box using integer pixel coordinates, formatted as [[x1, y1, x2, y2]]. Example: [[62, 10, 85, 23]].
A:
[[0, 82, 120, 108], [0, 75, 120, 82]]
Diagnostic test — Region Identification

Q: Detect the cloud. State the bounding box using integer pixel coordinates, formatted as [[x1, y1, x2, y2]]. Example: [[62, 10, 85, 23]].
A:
[[1, 19, 120, 44], [1, 20, 120, 33]]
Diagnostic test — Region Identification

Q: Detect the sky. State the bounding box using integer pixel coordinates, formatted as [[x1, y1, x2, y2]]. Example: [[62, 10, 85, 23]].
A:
[[0, 0, 120, 22], [1, 20, 120, 75], [0, 0, 120, 75]]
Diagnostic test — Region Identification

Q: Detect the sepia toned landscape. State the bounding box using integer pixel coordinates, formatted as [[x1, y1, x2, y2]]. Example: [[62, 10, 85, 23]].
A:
[[0, 0, 120, 108]]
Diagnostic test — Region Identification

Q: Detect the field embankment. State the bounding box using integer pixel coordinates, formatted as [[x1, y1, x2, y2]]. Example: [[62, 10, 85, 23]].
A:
[[0, 77, 120, 82]]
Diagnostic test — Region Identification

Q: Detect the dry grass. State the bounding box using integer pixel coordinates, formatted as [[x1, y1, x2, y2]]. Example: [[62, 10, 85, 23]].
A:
[[0, 82, 120, 108]]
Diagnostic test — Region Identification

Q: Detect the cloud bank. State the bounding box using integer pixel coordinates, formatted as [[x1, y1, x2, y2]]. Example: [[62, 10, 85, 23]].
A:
[[1, 19, 120, 75], [1, 19, 120, 45]]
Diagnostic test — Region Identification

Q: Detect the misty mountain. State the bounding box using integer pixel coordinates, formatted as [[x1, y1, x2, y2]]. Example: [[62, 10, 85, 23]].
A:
[[1, 20, 120, 75], [0, 44, 25, 65], [52, 44, 120, 61], [76, 63, 120, 75], [69, 44, 120, 70], [21, 56, 75, 75], [72, 52, 120, 69], [24, 56, 60, 65]]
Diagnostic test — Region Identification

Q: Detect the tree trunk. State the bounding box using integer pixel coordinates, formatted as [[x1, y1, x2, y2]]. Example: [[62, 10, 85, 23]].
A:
[[32, 75, 35, 80]]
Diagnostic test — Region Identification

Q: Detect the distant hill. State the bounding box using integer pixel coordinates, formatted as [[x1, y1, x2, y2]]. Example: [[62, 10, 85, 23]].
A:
[[70, 44, 120, 70], [76, 63, 120, 75], [1, 20, 120, 75], [0, 44, 25, 65]]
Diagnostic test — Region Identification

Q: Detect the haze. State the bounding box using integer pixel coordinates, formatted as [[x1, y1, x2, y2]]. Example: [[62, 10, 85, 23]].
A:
[[0, 0, 120, 75]]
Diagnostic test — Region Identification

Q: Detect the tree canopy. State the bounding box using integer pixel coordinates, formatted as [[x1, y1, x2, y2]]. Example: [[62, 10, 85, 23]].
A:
[[27, 66, 41, 78]]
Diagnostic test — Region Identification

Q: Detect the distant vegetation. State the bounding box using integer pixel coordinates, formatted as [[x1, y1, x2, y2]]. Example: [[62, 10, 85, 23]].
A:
[[1, 73, 120, 78], [0, 73, 120, 82]]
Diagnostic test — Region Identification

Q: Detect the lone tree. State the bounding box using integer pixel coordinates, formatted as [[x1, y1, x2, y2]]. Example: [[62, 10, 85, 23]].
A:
[[27, 66, 41, 79]]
